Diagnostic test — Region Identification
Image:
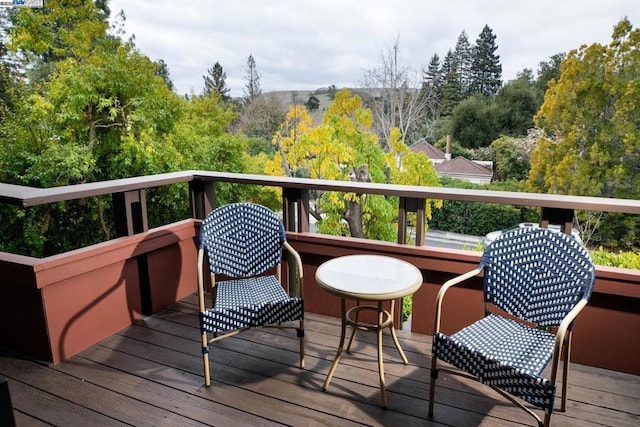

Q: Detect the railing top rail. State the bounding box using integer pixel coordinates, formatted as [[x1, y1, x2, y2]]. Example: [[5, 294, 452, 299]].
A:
[[2, 170, 639, 214]]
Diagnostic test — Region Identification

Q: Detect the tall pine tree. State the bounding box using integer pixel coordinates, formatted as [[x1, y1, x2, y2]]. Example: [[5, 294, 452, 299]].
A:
[[440, 50, 462, 115], [469, 25, 502, 96], [203, 61, 230, 100], [243, 54, 261, 102], [453, 31, 473, 95]]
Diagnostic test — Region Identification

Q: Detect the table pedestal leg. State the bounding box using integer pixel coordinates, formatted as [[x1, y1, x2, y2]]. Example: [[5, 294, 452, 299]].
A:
[[388, 299, 409, 364], [376, 301, 388, 407], [323, 298, 347, 391]]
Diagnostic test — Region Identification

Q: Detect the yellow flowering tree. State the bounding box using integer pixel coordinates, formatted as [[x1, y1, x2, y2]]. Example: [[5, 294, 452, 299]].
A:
[[265, 89, 441, 241]]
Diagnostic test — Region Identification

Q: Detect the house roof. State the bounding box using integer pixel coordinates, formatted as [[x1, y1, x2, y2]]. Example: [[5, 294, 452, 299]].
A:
[[434, 156, 493, 176], [409, 140, 446, 160]]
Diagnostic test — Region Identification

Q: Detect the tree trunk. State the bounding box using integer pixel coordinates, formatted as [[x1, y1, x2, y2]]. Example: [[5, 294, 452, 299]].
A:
[[345, 165, 371, 238]]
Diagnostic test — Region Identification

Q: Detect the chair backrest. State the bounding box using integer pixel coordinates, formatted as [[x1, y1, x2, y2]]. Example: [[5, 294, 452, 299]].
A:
[[480, 227, 595, 327], [199, 203, 286, 278]]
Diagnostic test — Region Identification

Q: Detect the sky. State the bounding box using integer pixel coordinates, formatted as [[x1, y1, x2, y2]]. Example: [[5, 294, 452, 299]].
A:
[[108, 0, 638, 98]]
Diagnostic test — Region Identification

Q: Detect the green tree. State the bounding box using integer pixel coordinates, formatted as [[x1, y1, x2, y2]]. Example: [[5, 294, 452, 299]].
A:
[[490, 135, 531, 181], [0, 1, 250, 256], [155, 58, 174, 91], [494, 74, 539, 136], [450, 94, 498, 148], [453, 31, 472, 95], [266, 89, 441, 240], [243, 53, 261, 102], [535, 53, 565, 99], [440, 49, 462, 116], [469, 25, 502, 96], [203, 61, 230, 101], [529, 18, 640, 249]]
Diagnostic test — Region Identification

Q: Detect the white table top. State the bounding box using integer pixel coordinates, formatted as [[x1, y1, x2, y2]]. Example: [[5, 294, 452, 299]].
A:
[[315, 254, 423, 300]]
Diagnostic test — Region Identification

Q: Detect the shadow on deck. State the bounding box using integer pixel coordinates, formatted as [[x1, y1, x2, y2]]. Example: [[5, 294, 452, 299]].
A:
[[1, 293, 639, 427]]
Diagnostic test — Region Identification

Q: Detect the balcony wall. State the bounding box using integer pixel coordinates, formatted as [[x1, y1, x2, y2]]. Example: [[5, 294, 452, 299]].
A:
[[0, 172, 638, 375]]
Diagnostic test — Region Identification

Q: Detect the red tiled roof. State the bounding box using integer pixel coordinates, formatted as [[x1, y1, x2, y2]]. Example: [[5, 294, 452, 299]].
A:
[[434, 156, 492, 176], [409, 140, 446, 160]]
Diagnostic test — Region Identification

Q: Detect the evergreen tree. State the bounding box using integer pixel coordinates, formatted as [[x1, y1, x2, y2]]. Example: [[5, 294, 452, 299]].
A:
[[155, 59, 174, 91], [203, 61, 230, 100], [469, 25, 502, 96], [440, 50, 462, 115], [243, 54, 261, 102], [453, 31, 472, 95], [422, 53, 442, 104]]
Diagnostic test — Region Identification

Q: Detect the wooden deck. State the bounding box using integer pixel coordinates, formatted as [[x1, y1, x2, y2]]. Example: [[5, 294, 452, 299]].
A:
[[2, 294, 639, 427]]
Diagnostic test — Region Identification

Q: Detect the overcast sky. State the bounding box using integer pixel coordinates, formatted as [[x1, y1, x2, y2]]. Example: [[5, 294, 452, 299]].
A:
[[108, 0, 637, 98]]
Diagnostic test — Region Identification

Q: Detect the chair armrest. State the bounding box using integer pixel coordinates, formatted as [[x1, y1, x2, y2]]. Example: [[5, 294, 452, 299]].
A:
[[283, 241, 303, 279], [283, 241, 304, 298], [549, 298, 589, 383], [434, 267, 482, 334]]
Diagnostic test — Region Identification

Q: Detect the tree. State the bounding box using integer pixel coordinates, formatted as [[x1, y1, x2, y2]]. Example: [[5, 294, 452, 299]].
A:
[[490, 135, 532, 181], [440, 49, 462, 116], [494, 74, 539, 136], [0, 1, 250, 256], [360, 37, 438, 149], [422, 53, 442, 105], [202, 61, 230, 101], [243, 53, 261, 102], [529, 18, 640, 249], [535, 53, 565, 98], [450, 94, 498, 148], [265, 89, 441, 240], [305, 95, 320, 111], [469, 25, 502, 96], [155, 58, 174, 91], [453, 31, 473, 95]]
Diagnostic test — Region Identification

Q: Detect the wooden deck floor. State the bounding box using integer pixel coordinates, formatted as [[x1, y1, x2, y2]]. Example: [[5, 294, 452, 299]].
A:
[[2, 294, 639, 427]]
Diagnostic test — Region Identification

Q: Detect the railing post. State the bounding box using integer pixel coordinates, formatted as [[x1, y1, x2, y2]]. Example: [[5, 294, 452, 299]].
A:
[[282, 188, 310, 232], [113, 189, 152, 315], [540, 207, 575, 235], [398, 197, 426, 246], [190, 180, 215, 220], [113, 189, 148, 237]]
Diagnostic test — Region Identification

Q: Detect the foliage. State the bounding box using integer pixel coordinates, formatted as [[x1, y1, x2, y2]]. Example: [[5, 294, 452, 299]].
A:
[[450, 94, 499, 148], [202, 61, 230, 101], [589, 247, 640, 270], [430, 178, 538, 237], [0, 2, 251, 256], [233, 93, 287, 140], [266, 89, 441, 241], [529, 18, 640, 249], [490, 135, 531, 181]]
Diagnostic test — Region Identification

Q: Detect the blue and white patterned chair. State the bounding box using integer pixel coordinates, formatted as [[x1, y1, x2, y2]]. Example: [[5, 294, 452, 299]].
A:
[[197, 203, 304, 386], [428, 227, 595, 427]]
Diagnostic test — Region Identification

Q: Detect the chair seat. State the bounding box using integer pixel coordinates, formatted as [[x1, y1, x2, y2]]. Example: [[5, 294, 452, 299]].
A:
[[201, 275, 303, 334], [434, 313, 557, 411]]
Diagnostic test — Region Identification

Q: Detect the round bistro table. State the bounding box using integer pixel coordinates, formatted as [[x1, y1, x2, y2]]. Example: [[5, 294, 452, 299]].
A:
[[315, 254, 423, 407]]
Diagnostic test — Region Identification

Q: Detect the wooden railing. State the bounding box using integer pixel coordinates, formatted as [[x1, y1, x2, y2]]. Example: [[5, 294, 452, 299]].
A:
[[1, 172, 639, 373]]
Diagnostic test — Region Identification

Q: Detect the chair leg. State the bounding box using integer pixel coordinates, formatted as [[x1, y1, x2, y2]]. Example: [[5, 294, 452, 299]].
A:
[[299, 319, 305, 369], [561, 331, 573, 412], [201, 333, 211, 387], [428, 355, 438, 416]]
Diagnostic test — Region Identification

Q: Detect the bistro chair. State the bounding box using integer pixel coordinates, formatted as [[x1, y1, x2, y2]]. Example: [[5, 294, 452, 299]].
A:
[[197, 202, 305, 386], [429, 227, 595, 426]]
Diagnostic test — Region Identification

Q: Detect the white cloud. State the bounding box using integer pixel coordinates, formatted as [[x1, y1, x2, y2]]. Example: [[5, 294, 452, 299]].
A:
[[109, 0, 638, 97]]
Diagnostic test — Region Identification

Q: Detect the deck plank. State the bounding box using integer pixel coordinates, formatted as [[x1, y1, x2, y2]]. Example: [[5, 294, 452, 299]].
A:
[[0, 295, 638, 427]]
